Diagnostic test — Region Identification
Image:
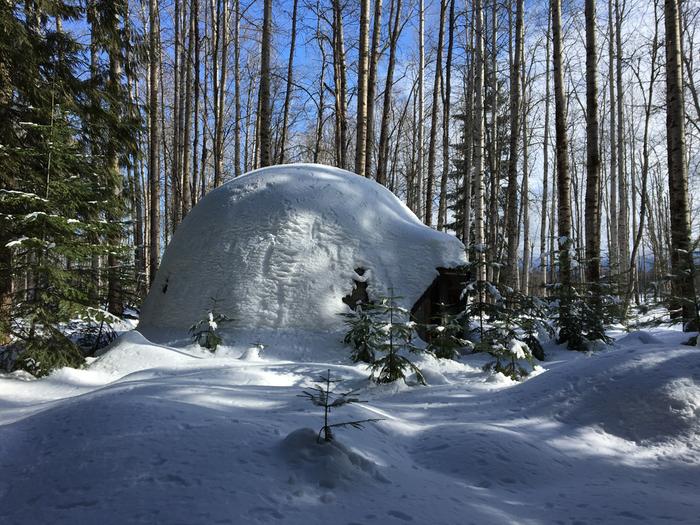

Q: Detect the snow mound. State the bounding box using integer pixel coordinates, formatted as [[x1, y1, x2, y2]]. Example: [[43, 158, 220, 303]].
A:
[[616, 330, 664, 346], [89, 331, 202, 377], [514, 347, 700, 444], [280, 428, 389, 489], [138, 164, 465, 341]]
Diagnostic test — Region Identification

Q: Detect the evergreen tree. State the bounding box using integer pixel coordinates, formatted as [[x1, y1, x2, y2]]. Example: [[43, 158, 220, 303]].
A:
[[368, 294, 426, 385], [341, 302, 377, 363], [0, 0, 137, 375], [425, 303, 468, 359]]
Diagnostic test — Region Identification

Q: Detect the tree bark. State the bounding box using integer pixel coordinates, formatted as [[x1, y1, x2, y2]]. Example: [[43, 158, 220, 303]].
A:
[[460, 11, 475, 248], [107, 12, 124, 316], [279, 0, 298, 163], [540, 5, 551, 295], [474, 0, 486, 293], [607, 0, 618, 278], [331, 0, 348, 169], [376, 0, 402, 186], [416, 0, 425, 219], [504, 0, 524, 289], [191, 0, 201, 207], [584, 0, 602, 305], [233, 0, 241, 176], [147, 0, 160, 285], [664, 0, 697, 327], [437, 0, 455, 231], [259, 0, 273, 167], [354, 0, 371, 176], [364, 0, 383, 177], [552, 0, 574, 341], [181, 0, 194, 218], [425, 0, 447, 226], [520, 40, 531, 296], [615, 0, 629, 285]]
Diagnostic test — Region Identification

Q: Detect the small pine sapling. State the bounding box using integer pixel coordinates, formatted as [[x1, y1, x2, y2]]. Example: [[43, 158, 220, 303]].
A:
[[341, 302, 377, 363], [299, 369, 383, 443], [426, 303, 469, 359], [482, 338, 535, 381], [369, 293, 426, 385], [470, 285, 551, 380], [551, 249, 614, 350], [189, 299, 232, 351]]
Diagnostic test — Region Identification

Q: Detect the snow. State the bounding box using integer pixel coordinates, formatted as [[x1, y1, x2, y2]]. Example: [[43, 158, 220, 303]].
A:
[[1, 327, 699, 524], [508, 339, 529, 359], [5, 236, 29, 248], [138, 164, 466, 342]]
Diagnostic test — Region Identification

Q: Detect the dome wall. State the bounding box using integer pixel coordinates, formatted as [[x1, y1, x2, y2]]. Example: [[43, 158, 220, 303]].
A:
[[138, 164, 466, 340]]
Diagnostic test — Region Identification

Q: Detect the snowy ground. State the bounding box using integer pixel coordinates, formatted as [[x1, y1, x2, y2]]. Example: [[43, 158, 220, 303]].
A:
[[0, 327, 699, 524]]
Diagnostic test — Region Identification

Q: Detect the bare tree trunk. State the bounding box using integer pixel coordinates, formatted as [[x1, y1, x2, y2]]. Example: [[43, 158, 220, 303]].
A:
[[552, 0, 574, 342], [437, 0, 455, 231], [486, 0, 499, 283], [159, 29, 171, 244], [664, 0, 697, 327], [233, 0, 241, 176], [148, 0, 161, 285], [584, 0, 602, 311], [201, 3, 210, 196], [331, 0, 348, 169], [377, 0, 402, 186], [213, 0, 228, 185], [504, 0, 524, 289], [364, 0, 383, 177], [171, 0, 183, 228], [181, 0, 194, 218], [416, 0, 425, 219], [461, 10, 475, 248], [625, 4, 660, 315], [258, 0, 273, 167], [107, 16, 124, 316], [615, 0, 629, 289], [355, 0, 371, 176], [520, 41, 531, 295], [191, 0, 201, 207], [540, 5, 551, 295], [279, 0, 298, 163], [314, 4, 327, 163], [607, 0, 618, 279], [474, 0, 486, 296], [425, 0, 447, 226]]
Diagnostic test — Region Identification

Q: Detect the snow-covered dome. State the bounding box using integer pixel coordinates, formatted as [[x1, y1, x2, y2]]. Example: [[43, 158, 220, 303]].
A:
[[138, 164, 466, 339]]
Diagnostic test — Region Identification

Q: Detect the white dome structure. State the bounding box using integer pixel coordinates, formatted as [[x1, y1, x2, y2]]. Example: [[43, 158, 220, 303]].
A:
[[138, 164, 466, 340]]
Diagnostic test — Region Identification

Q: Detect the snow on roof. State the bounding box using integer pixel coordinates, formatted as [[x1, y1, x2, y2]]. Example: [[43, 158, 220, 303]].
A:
[[138, 164, 466, 339]]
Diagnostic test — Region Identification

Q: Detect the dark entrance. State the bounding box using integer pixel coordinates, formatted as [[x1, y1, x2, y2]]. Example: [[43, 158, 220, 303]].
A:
[[411, 267, 468, 341]]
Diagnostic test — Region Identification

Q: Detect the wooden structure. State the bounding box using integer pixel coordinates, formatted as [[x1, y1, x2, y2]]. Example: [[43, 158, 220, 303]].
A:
[[410, 267, 468, 340]]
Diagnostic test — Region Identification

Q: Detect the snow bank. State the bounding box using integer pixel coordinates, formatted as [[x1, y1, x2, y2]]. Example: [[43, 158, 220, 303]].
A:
[[502, 342, 700, 446], [279, 428, 389, 489], [90, 331, 204, 378], [138, 164, 465, 341], [1, 328, 699, 524]]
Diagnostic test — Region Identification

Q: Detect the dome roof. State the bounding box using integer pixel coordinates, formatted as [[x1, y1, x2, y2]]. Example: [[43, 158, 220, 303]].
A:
[[138, 164, 466, 339]]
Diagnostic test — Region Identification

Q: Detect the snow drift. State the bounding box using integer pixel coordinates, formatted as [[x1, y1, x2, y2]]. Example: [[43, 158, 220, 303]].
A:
[[139, 164, 466, 340], [2, 329, 699, 524]]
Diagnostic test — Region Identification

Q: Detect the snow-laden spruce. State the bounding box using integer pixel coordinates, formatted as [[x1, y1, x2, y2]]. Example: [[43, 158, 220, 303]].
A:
[[139, 164, 466, 340]]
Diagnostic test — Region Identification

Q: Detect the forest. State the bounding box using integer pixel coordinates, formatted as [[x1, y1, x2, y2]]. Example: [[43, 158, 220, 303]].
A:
[[2, 1, 700, 522], [1, 0, 699, 366]]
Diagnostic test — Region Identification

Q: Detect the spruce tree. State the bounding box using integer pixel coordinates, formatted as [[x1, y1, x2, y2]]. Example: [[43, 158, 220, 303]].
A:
[[0, 1, 137, 375], [368, 294, 426, 386]]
